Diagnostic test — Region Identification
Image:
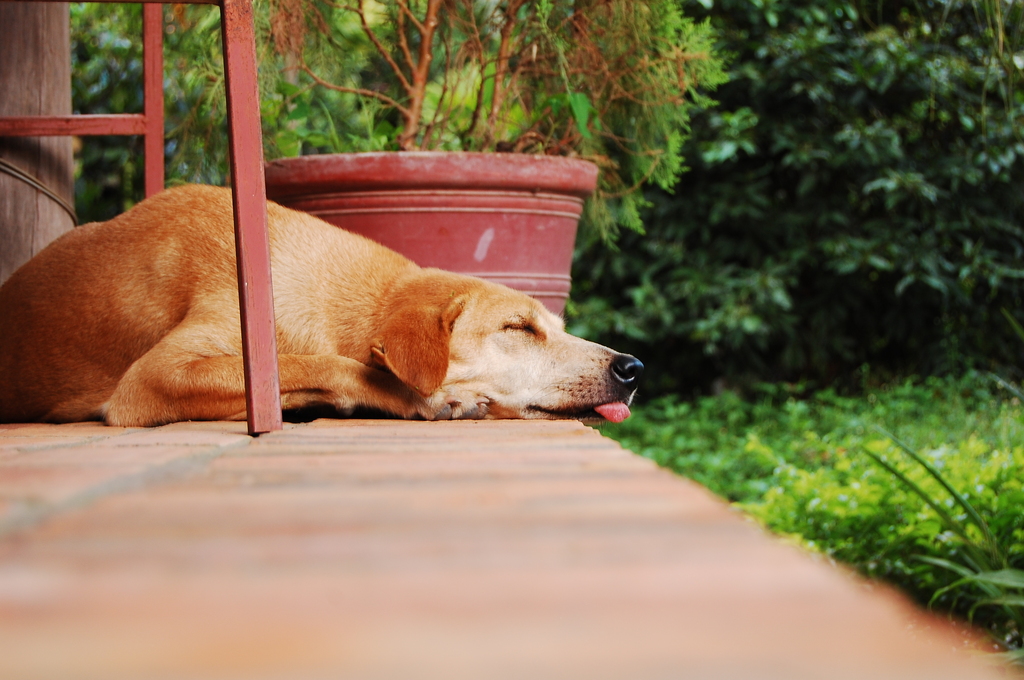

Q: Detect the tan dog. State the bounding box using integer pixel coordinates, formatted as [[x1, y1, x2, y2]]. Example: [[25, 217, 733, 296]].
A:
[[0, 185, 642, 427]]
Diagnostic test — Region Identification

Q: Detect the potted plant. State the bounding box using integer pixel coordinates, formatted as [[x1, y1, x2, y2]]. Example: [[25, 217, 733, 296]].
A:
[[260, 0, 725, 314]]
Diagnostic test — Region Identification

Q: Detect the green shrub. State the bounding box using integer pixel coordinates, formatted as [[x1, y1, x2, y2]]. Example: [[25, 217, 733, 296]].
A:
[[570, 0, 1024, 393], [606, 373, 1014, 501]]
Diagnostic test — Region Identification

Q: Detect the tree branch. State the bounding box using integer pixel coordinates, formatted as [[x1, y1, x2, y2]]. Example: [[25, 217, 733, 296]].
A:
[[397, 0, 444, 149], [484, 0, 527, 145], [395, 0, 425, 34], [463, 3, 489, 139], [299, 62, 410, 116], [351, 0, 413, 94], [395, 2, 417, 74]]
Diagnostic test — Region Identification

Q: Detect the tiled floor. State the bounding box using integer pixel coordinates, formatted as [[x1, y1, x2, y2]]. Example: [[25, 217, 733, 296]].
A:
[[0, 419, 1010, 679]]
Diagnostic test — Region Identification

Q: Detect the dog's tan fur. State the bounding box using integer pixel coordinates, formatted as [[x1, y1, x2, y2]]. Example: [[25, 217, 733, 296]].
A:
[[0, 185, 639, 426]]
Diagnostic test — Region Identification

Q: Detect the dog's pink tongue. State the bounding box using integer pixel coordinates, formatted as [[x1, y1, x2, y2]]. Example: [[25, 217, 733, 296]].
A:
[[595, 402, 631, 423]]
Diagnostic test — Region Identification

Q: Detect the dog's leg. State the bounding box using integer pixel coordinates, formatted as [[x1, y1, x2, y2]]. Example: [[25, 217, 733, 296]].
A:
[[103, 328, 435, 426]]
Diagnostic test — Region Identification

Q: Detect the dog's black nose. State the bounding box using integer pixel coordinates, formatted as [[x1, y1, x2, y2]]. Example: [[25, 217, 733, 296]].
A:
[[611, 354, 644, 386]]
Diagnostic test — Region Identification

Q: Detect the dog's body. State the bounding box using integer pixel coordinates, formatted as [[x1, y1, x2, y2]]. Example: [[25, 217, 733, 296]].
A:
[[0, 185, 640, 426]]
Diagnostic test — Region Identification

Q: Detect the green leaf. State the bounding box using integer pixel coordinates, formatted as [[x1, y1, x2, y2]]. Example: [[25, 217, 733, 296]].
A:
[[990, 373, 1024, 401], [567, 92, 593, 139], [278, 81, 303, 98], [275, 129, 301, 157], [966, 569, 1024, 589], [914, 555, 977, 580], [1001, 308, 1024, 344], [480, 60, 497, 114], [286, 101, 311, 122], [973, 595, 1024, 608]]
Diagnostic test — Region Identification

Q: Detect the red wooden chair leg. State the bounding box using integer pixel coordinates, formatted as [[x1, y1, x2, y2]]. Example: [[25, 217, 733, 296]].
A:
[[220, 0, 283, 434], [142, 3, 164, 197]]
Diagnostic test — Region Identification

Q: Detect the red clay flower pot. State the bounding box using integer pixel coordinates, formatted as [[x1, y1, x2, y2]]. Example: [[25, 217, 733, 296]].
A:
[[264, 152, 598, 316]]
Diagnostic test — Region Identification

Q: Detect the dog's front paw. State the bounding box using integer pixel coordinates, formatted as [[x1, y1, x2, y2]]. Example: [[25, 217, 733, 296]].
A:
[[421, 396, 489, 421], [452, 400, 489, 419], [427, 403, 454, 421]]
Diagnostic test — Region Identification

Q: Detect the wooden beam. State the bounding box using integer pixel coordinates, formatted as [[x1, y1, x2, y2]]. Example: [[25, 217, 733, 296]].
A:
[[0, 114, 147, 137]]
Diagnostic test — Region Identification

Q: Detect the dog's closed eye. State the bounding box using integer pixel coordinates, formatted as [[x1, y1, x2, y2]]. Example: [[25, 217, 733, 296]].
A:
[[502, 320, 538, 336]]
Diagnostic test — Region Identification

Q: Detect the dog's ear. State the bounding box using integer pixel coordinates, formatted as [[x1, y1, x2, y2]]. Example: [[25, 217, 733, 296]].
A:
[[371, 285, 466, 396]]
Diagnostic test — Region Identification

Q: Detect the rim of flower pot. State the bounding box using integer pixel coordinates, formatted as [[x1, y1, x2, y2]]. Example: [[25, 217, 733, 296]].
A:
[[264, 151, 599, 201]]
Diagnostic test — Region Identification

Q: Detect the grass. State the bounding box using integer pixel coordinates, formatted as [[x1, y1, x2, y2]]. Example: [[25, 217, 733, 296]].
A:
[[599, 373, 1024, 661]]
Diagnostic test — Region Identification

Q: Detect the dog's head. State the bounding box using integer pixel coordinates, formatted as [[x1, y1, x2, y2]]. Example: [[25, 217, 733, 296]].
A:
[[371, 269, 642, 422]]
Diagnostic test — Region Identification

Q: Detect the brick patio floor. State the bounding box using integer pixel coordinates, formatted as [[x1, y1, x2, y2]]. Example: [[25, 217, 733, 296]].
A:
[[0, 419, 1011, 679]]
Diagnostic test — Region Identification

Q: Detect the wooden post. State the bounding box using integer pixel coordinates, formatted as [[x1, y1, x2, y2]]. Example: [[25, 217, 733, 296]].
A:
[[220, 0, 283, 434], [142, 3, 164, 197], [0, 1, 75, 285]]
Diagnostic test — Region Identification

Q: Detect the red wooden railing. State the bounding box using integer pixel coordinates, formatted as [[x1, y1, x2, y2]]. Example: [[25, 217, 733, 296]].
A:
[[0, 0, 283, 434]]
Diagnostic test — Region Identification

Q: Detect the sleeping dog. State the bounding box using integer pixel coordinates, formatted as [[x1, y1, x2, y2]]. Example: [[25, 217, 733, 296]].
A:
[[0, 185, 642, 427]]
